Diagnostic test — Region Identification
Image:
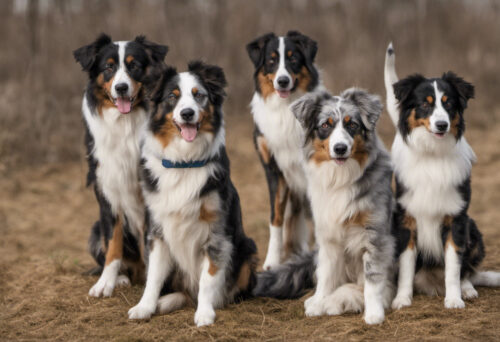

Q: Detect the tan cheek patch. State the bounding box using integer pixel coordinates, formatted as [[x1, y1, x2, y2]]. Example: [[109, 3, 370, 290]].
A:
[[154, 111, 179, 147], [407, 109, 431, 132], [295, 66, 312, 92], [351, 134, 369, 168], [450, 114, 461, 138], [257, 71, 276, 99], [198, 104, 215, 134], [95, 73, 115, 116], [310, 137, 331, 165]]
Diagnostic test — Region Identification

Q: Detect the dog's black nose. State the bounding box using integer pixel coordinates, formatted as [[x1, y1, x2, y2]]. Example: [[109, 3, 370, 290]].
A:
[[180, 108, 195, 121], [277, 76, 290, 88], [115, 83, 129, 94], [435, 121, 449, 132], [334, 143, 348, 156]]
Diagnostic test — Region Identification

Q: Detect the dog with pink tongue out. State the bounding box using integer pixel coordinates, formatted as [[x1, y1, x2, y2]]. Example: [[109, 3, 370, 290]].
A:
[[73, 33, 168, 298], [129, 62, 258, 327]]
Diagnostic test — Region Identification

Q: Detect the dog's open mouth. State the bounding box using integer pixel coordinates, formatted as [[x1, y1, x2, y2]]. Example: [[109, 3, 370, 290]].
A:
[[276, 90, 290, 98], [175, 121, 200, 142], [434, 132, 445, 139], [114, 97, 135, 114], [333, 157, 348, 165]]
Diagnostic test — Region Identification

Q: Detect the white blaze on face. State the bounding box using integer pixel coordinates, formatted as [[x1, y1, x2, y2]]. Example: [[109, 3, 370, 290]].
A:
[[111, 41, 134, 114], [429, 81, 450, 134], [328, 105, 353, 159], [173, 72, 207, 142], [273, 37, 293, 97]]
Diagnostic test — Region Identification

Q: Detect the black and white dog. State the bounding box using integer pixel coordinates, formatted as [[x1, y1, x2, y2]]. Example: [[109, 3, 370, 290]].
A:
[[384, 43, 500, 310], [246, 31, 322, 270], [128, 62, 257, 327], [254, 89, 395, 324], [73, 34, 168, 297]]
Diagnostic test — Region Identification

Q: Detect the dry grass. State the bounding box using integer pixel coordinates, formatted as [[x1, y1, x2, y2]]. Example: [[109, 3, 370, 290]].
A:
[[1, 115, 500, 341]]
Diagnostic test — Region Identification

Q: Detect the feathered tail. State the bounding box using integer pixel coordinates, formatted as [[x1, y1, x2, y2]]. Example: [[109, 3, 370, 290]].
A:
[[252, 251, 316, 299], [384, 42, 399, 127]]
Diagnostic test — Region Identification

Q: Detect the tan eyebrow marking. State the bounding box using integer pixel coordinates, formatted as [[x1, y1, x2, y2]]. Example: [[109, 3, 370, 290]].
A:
[[125, 55, 134, 64], [442, 95, 448, 102], [172, 89, 180, 97], [106, 58, 116, 64], [271, 52, 277, 58], [426, 96, 434, 104], [327, 117, 334, 125], [344, 116, 351, 123], [192, 87, 198, 95], [287, 50, 292, 57]]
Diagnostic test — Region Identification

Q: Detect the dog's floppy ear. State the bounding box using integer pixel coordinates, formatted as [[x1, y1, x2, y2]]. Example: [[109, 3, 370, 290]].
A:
[[188, 61, 227, 106], [73, 33, 112, 72], [341, 88, 383, 131], [287, 30, 318, 64], [442, 71, 474, 112], [134, 35, 169, 64], [393, 74, 425, 105], [147, 66, 178, 104], [291, 91, 331, 141], [246, 33, 276, 69]]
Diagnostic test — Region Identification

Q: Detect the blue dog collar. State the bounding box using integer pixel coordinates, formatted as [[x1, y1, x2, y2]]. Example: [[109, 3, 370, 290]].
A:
[[161, 159, 209, 169]]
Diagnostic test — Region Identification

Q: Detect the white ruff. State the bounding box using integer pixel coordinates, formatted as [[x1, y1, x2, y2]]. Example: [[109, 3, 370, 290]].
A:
[[251, 89, 321, 194], [392, 129, 476, 259], [141, 127, 225, 295], [82, 96, 146, 238]]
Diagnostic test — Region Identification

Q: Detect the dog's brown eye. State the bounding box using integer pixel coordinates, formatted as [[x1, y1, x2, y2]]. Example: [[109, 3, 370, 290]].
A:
[[349, 122, 359, 130], [321, 122, 330, 129], [105, 63, 115, 71]]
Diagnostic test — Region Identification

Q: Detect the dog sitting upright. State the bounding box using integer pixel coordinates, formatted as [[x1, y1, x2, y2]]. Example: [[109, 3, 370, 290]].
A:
[[246, 31, 322, 270], [73, 34, 168, 297], [254, 89, 395, 324], [384, 43, 500, 310], [128, 62, 257, 327]]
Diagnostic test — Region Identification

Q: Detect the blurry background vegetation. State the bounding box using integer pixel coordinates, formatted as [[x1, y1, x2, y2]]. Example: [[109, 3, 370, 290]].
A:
[[1, 0, 499, 170]]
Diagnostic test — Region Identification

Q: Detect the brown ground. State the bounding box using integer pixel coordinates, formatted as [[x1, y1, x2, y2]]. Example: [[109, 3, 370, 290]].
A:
[[1, 115, 500, 342]]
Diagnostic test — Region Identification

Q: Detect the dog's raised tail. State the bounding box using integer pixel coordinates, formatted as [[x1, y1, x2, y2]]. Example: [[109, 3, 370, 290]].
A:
[[384, 42, 399, 127], [252, 251, 316, 299]]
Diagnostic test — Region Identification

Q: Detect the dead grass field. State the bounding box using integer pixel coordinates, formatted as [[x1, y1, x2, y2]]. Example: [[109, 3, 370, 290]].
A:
[[1, 115, 500, 341]]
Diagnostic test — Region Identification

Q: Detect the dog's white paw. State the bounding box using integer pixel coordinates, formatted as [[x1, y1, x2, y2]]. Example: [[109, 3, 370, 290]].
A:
[[116, 275, 131, 287], [262, 253, 280, 271], [194, 306, 216, 327], [88, 278, 115, 297], [128, 304, 155, 320], [444, 296, 465, 309], [462, 286, 478, 300], [364, 310, 385, 325], [391, 295, 412, 310], [304, 295, 325, 317]]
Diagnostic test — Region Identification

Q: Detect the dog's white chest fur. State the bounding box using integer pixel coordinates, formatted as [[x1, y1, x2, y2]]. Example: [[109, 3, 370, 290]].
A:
[[392, 131, 476, 259], [83, 98, 146, 236], [144, 152, 220, 293], [251, 93, 308, 194]]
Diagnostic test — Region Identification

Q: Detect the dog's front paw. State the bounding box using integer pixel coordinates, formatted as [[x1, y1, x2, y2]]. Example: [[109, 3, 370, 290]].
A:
[[304, 295, 325, 317], [391, 295, 412, 310], [116, 275, 131, 287], [444, 296, 465, 309], [88, 278, 115, 297], [462, 286, 478, 300], [128, 304, 155, 320], [194, 306, 216, 327]]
